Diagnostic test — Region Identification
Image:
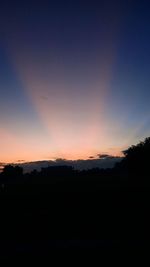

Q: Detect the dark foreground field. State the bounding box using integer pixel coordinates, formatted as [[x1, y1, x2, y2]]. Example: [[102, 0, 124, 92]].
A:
[[0, 176, 149, 257]]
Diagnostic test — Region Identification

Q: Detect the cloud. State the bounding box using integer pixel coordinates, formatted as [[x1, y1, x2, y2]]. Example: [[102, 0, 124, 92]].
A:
[[97, 154, 117, 160]]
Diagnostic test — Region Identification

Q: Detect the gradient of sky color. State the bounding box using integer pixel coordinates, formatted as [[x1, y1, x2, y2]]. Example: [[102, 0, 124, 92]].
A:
[[0, 0, 150, 163]]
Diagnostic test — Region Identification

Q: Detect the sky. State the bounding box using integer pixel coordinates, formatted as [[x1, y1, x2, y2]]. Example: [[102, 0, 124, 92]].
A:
[[0, 0, 150, 163]]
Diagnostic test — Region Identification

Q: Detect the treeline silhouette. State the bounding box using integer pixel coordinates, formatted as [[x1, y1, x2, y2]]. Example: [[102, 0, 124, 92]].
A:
[[0, 137, 150, 254]]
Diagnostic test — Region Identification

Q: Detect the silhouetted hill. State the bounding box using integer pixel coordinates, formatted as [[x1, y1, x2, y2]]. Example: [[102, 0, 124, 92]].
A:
[[3, 156, 122, 173]]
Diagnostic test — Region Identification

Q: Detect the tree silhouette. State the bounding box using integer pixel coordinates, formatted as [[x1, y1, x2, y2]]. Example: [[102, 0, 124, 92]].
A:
[[1, 165, 23, 184], [123, 137, 150, 174]]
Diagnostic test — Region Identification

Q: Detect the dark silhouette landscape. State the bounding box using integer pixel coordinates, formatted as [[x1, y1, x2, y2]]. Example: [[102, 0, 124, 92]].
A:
[[1, 0, 150, 259], [0, 137, 150, 255]]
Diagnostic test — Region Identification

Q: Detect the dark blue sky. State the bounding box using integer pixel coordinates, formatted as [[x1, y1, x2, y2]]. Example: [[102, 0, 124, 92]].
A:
[[0, 0, 150, 162]]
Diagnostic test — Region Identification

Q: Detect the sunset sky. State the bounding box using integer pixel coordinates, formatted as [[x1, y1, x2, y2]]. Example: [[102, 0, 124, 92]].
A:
[[0, 0, 150, 163]]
